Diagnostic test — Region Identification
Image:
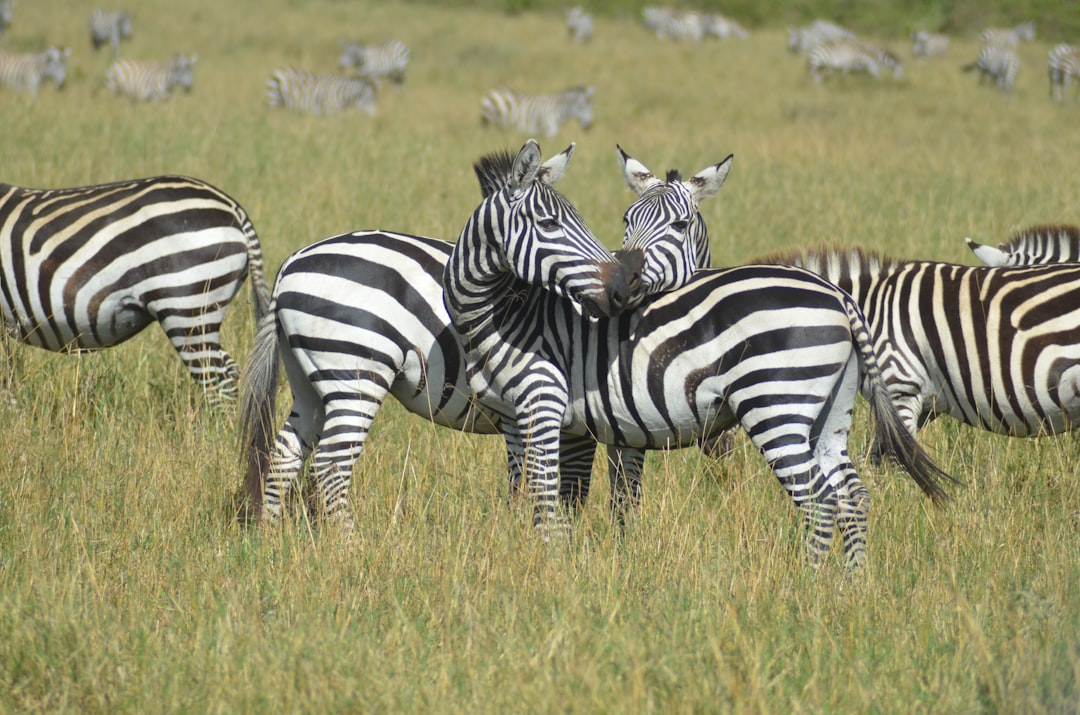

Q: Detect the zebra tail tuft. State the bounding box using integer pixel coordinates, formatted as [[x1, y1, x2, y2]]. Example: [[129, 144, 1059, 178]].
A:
[[238, 306, 281, 521]]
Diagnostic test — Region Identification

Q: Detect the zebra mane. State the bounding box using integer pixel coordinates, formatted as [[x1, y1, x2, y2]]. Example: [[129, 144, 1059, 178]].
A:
[[749, 244, 902, 278], [473, 149, 517, 199], [665, 169, 682, 182], [999, 224, 1080, 252]]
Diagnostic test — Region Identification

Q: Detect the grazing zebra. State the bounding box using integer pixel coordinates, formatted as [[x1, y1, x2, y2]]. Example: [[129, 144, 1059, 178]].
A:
[[787, 19, 857, 54], [963, 44, 1019, 92], [705, 13, 749, 40], [266, 67, 377, 116], [912, 30, 950, 58], [239, 144, 733, 529], [479, 86, 594, 137], [641, 7, 705, 42], [104, 54, 197, 102], [0, 47, 69, 95], [750, 245, 1080, 445], [0, 0, 13, 35], [89, 9, 133, 57], [980, 22, 1035, 50], [0, 176, 271, 406], [965, 225, 1080, 266], [338, 39, 409, 87], [807, 39, 903, 82], [566, 7, 593, 43], [443, 141, 953, 569], [1048, 44, 1080, 100]]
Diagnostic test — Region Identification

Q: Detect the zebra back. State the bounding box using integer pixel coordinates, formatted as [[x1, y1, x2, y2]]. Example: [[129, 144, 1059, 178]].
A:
[[965, 225, 1080, 267], [339, 39, 409, 85]]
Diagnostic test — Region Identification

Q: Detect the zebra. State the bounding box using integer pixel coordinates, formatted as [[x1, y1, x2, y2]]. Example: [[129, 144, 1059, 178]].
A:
[[748, 245, 1080, 446], [238, 144, 733, 529], [89, 9, 133, 57], [104, 54, 197, 102], [0, 0, 13, 36], [963, 44, 1019, 92], [442, 140, 953, 569], [1048, 44, 1080, 100], [0, 47, 69, 95], [338, 39, 409, 87], [479, 87, 594, 138], [807, 39, 903, 82], [705, 14, 749, 40], [566, 7, 593, 43], [787, 19, 857, 55], [980, 22, 1036, 50], [0, 176, 271, 406], [965, 225, 1080, 266], [912, 30, 950, 58], [266, 67, 377, 116], [641, 7, 705, 42]]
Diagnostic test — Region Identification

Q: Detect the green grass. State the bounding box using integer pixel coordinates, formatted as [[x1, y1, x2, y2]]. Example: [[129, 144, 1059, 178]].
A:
[[2, 1, 1080, 712]]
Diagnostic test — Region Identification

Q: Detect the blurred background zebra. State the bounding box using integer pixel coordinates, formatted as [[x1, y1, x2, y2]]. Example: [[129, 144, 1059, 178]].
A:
[[705, 13, 749, 40], [104, 54, 197, 101], [980, 21, 1036, 49], [787, 19, 857, 54], [0, 0, 14, 36], [338, 39, 409, 88], [0, 176, 271, 407], [963, 43, 1019, 92], [965, 225, 1080, 266], [266, 66, 377, 115], [912, 30, 950, 58], [565, 6, 593, 43], [1048, 43, 1080, 100], [641, 7, 705, 42], [89, 9, 133, 57], [479, 86, 594, 137], [806, 39, 903, 82], [0, 46, 69, 95]]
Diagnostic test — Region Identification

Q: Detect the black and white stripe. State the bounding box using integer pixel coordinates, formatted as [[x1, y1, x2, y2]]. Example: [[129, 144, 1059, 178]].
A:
[[787, 19, 857, 55], [963, 44, 1019, 92], [1049, 44, 1080, 101], [0, 47, 69, 95], [980, 22, 1036, 50], [105, 54, 197, 102], [705, 13, 749, 40], [641, 7, 705, 42], [443, 141, 953, 569], [966, 225, 1080, 266], [266, 67, 377, 115], [807, 39, 903, 82], [89, 9, 133, 57], [754, 245, 1080, 441], [566, 7, 593, 43], [0, 176, 271, 406], [479, 86, 594, 137], [338, 39, 409, 87]]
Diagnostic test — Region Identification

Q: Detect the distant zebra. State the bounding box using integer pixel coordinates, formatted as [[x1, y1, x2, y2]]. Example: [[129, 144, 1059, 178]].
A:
[[1048, 44, 1080, 100], [479, 86, 594, 137], [105, 54, 197, 102], [89, 9, 132, 57], [566, 6, 593, 43], [0, 0, 14, 36], [641, 7, 705, 42], [0, 176, 271, 406], [0, 47, 69, 95], [980, 22, 1035, 50], [751, 245, 1080, 444], [266, 67, 377, 115], [338, 39, 409, 87], [807, 39, 903, 82], [963, 44, 1018, 92], [442, 141, 952, 570], [912, 30, 949, 58], [239, 145, 734, 528], [966, 225, 1080, 266], [705, 13, 749, 40], [787, 19, 857, 54]]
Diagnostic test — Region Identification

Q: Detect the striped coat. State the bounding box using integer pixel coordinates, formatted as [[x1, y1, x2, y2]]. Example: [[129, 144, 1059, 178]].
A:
[[0, 47, 69, 95], [105, 55, 197, 102], [266, 67, 377, 115], [479, 86, 594, 137]]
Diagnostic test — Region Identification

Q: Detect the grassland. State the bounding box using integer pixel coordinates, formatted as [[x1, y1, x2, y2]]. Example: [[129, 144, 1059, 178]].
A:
[[1, 1, 1079, 712]]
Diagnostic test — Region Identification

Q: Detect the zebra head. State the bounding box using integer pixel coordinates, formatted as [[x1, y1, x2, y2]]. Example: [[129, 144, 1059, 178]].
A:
[[564, 86, 595, 131], [615, 146, 732, 301], [42, 46, 70, 89], [463, 139, 635, 318], [168, 54, 197, 92]]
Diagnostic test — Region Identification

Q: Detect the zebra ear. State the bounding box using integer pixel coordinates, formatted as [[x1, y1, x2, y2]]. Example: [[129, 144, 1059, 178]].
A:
[[684, 154, 733, 204], [509, 139, 543, 193], [537, 143, 574, 185], [617, 145, 660, 196], [964, 237, 1009, 267]]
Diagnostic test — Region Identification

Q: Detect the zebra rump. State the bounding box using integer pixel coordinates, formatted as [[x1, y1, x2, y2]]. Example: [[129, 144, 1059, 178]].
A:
[[1049, 44, 1080, 100], [0, 176, 271, 405]]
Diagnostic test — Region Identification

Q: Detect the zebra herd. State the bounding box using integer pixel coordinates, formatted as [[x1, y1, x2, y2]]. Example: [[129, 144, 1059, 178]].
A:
[[3, 138, 1080, 571]]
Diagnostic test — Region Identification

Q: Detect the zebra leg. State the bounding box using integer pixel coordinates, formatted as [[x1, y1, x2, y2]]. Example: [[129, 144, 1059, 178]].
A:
[[263, 416, 315, 524], [516, 410, 570, 540], [559, 435, 598, 515], [607, 446, 645, 528], [157, 307, 238, 406]]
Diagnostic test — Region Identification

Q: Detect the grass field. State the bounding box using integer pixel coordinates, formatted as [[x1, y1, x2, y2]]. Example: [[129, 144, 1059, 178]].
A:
[[2, 1, 1080, 712]]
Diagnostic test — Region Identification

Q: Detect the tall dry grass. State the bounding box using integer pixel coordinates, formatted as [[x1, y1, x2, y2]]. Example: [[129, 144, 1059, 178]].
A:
[[1, 1, 1079, 712]]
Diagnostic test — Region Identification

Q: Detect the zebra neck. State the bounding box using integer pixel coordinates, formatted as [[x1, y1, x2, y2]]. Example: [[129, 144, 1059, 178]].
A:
[[443, 224, 515, 340]]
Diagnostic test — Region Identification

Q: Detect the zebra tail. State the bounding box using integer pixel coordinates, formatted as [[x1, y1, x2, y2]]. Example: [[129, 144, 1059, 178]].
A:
[[239, 213, 272, 321], [238, 306, 281, 519], [843, 295, 960, 505], [961, 61, 978, 73]]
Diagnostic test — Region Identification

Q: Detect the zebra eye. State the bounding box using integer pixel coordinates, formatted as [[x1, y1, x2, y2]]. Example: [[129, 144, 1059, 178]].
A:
[[671, 220, 689, 233], [539, 218, 560, 232]]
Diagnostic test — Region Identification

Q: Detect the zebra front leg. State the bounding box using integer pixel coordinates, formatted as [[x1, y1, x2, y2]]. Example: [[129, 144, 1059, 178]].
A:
[[607, 446, 645, 528], [560, 435, 599, 515], [517, 411, 570, 541]]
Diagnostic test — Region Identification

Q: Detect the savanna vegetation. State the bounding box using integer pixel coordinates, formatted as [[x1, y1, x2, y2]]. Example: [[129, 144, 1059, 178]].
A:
[[1, 1, 1079, 712]]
